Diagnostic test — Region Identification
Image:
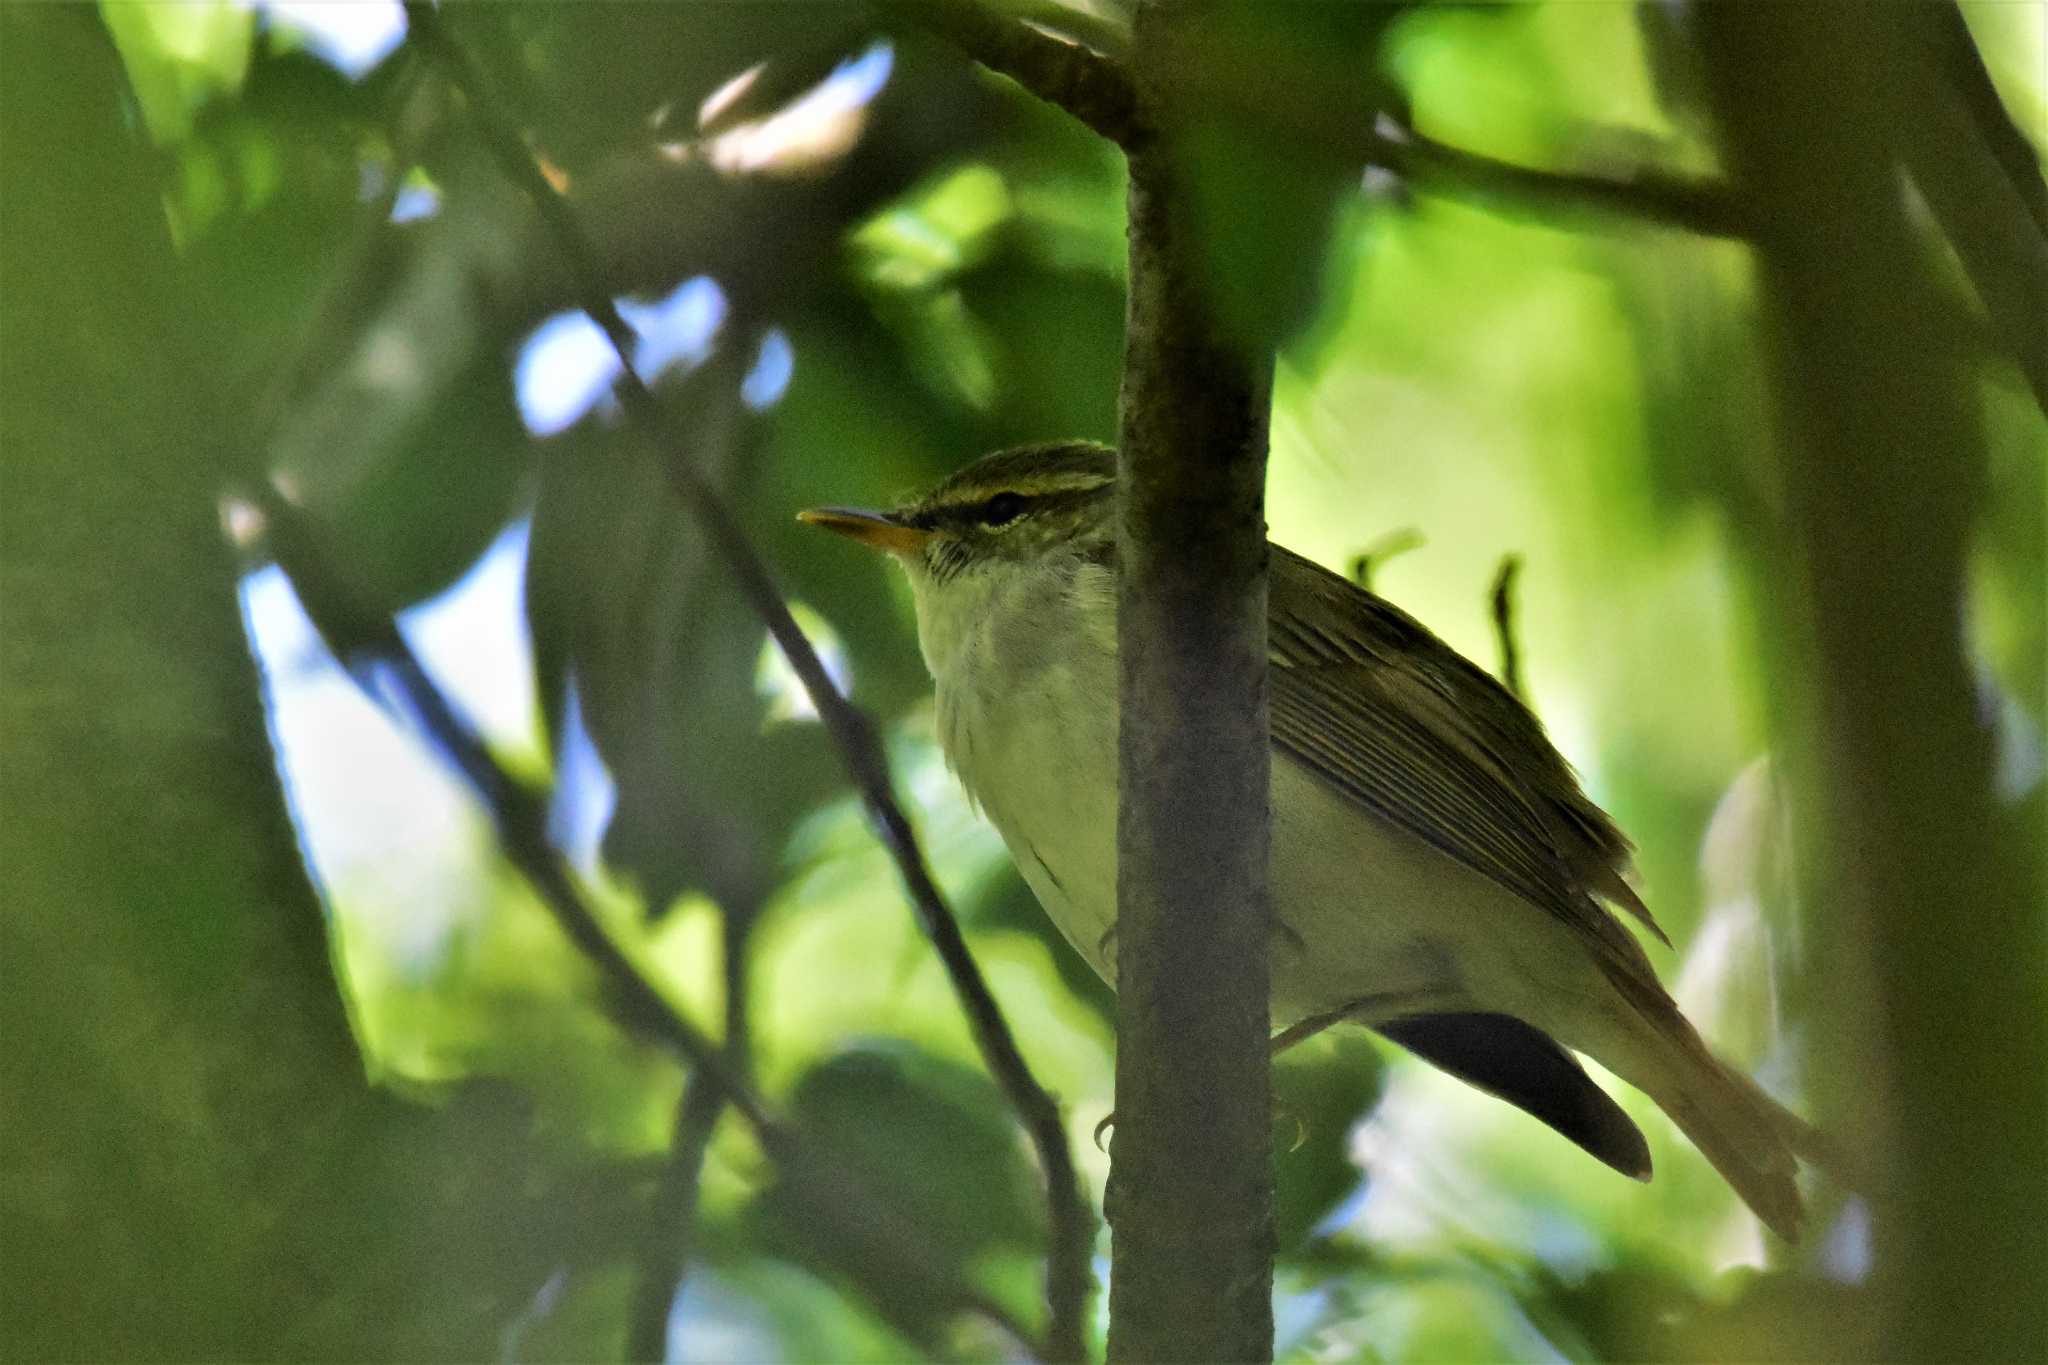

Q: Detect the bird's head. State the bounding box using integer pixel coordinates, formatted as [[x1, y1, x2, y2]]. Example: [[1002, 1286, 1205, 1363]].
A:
[[798, 440, 1117, 589]]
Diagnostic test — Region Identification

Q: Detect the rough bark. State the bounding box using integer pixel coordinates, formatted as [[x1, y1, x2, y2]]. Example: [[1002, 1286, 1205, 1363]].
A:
[[1696, 8, 2048, 1360], [1106, 4, 1276, 1360]]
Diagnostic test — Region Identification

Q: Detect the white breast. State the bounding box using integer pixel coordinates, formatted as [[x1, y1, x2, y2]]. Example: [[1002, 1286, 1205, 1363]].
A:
[[917, 559, 1123, 981]]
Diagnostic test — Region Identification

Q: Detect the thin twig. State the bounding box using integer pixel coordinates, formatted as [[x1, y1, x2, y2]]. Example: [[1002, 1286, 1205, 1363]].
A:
[[1155, 20, 1746, 238], [628, 904, 756, 1363], [1347, 527, 1423, 593], [887, 0, 1741, 241], [401, 7, 1093, 1357], [1386, 124, 1750, 240], [1490, 553, 1525, 704], [627, 1072, 723, 1362], [1104, 1, 1276, 1356], [874, 0, 1138, 147]]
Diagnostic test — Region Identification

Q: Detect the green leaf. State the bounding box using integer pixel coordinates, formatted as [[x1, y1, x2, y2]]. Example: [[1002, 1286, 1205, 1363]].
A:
[[1274, 1031, 1385, 1250], [100, 0, 253, 144], [751, 1041, 1046, 1343]]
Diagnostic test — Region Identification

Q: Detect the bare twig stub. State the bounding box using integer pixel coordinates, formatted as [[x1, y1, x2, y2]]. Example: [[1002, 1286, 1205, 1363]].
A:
[[1490, 554, 1525, 703], [400, 7, 1092, 1357], [1147, 18, 1747, 239], [1386, 124, 1750, 239], [1348, 527, 1423, 593]]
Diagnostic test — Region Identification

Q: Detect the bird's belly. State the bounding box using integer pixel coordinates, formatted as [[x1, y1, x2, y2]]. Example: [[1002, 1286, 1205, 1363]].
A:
[[1270, 759, 1533, 1024], [959, 693, 1587, 1031], [961, 682, 1124, 985]]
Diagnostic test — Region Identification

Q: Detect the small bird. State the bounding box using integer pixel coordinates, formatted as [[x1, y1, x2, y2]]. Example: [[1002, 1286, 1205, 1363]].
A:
[[802, 440, 1810, 1240]]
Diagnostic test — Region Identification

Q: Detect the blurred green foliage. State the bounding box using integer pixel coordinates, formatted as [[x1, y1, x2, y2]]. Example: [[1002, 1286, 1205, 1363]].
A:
[[3, 2, 2042, 1362]]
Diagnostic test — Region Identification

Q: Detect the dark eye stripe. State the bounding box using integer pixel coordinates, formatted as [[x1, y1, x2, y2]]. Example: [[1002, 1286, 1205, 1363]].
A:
[[907, 474, 1109, 531]]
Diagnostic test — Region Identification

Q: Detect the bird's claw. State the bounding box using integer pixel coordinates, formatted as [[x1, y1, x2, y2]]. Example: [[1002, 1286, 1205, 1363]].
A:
[[1276, 1101, 1309, 1154], [1091, 1105, 1303, 1155]]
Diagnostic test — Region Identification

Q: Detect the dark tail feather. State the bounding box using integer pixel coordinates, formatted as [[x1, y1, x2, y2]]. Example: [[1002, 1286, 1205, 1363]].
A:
[[1376, 1012, 1653, 1181]]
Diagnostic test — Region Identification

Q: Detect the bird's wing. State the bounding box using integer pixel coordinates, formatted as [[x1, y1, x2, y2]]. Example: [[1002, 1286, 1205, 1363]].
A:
[[1266, 545, 1668, 985]]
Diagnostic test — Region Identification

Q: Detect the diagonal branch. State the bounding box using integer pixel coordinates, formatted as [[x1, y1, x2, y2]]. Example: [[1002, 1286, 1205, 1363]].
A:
[[1896, 3, 2048, 413], [258, 495, 1043, 1356], [874, 0, 1138, 147], [1926, 0, 2048, 239], [258, 487, 783, 1139], [400, 7, 1093, 1358]]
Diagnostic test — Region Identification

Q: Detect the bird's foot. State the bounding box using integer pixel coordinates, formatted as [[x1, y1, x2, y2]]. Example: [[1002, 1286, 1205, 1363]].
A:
[[1092, 1100, 1306, 1159]]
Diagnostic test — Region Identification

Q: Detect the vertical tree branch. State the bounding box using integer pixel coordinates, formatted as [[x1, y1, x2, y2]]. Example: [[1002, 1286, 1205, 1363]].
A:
[[1107, 3, 1275, 1359], [1696, 8, 2048, 1361]]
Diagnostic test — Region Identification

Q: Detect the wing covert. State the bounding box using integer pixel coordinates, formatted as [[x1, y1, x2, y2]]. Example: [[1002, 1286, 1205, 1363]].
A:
[[1266, 546, 1668, 973]]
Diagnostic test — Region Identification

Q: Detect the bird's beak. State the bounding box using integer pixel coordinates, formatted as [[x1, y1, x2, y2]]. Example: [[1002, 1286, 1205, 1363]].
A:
[[797, 506, 932, 556]]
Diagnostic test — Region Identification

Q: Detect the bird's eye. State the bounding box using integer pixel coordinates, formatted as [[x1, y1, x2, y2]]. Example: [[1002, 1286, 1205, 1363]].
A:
[[978, 492, 1027, 527]]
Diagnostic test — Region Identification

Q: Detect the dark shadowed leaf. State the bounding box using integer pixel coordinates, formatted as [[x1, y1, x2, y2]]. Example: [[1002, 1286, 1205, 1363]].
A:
[[1274, 1030, 1385, 1250], [750, 1040, 1045, 1343]]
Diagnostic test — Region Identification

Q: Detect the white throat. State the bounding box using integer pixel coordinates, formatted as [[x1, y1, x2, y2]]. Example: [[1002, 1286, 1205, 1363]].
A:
[[904, 555, 1118, 727], [903, 553, 1124, 979]]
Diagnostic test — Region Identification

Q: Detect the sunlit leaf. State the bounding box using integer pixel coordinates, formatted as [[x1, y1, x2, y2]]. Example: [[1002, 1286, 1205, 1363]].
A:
[[101, 0, 254, 144]]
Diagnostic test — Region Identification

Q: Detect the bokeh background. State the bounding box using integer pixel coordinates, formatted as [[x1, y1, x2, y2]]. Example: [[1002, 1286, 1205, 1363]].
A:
[[5, 3, 2043, 1361]]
